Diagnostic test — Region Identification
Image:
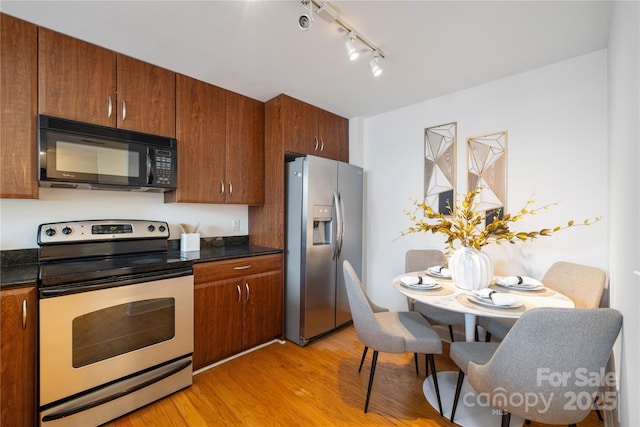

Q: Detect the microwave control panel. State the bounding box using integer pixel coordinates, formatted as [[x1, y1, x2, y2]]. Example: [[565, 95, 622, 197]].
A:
[[154, 149, 175, 186]]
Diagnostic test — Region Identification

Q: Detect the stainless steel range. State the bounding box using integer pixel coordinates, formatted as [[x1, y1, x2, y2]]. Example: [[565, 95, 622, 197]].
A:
[[37, 220, 194, 427]]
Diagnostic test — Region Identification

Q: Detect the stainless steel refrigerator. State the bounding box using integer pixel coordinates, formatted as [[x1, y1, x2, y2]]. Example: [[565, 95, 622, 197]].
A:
[[285, 155, 363, 346]]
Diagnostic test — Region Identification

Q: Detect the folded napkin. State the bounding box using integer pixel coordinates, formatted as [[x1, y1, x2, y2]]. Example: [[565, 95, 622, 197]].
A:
[[400, 275, 437, 286], [495, 275, 543, 288], [428, 266, 451, 277], [472, 289, 520, 306]]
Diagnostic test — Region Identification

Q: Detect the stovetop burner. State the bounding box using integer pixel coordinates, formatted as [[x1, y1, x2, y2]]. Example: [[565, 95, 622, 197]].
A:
[[38, 252, 190, 287], [37, 219, 192, 288]]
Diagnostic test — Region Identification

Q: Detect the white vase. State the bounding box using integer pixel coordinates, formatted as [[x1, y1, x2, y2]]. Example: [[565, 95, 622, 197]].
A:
[[448, 247, 493, 291]]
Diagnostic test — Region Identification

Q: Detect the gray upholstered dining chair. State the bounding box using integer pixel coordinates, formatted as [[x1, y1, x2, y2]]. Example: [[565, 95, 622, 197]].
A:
[[406, 249, 466, 342], [449, 307, 622, 426], [479, 261, 607, 342], [342, 260, 444, 414]]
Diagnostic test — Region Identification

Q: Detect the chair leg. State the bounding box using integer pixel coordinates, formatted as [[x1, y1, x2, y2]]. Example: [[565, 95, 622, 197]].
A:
[[427, 354, 443, 416], [474, 325, 479, 342], [594, 398, 604, 421], [358, 346, 368, 373], [448, 325, 455, 342], [425, 354, 429, 377], [414, 353, 419, 376], [485, 331, 492, 342], [501, 411, 511, 427], [364, 350, 379, 413], [450, 369, 465, 423]]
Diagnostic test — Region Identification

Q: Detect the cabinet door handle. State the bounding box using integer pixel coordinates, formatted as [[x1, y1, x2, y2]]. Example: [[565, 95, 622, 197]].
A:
[[314, 137, 319, 151], [220, 181, 225, 195], [245, 282, 250, 302], [108, 96, 113, 118], [122, 100, 127, 121], [320, 138, 325, 152], [228, 181, 233, 196], [236, 284, 241, 303], [234, 265, 251, 270], [22, 299, 27, 330]]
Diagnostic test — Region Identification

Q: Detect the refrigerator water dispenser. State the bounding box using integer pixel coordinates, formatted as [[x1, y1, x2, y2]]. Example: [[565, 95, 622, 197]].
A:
[[312, 205, 332, 245]]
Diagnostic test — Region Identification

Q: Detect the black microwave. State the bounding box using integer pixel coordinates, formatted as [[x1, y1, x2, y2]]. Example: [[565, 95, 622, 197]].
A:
[[38, 115, 177, 192]]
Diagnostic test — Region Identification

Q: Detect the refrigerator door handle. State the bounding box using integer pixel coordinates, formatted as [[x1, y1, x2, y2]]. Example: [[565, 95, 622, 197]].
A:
[[333, 191, 344, 260], [331, 191, 342, 260], [337, 192, 345, 258]]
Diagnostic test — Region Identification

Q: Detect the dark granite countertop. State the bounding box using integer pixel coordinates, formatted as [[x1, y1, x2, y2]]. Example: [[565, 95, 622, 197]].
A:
[[173, 245, 282, 263], [1, 236, 282, 290]]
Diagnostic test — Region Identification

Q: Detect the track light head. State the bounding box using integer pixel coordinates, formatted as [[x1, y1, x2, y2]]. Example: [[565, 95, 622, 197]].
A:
[[298, 14, 311, 30], [369, 50, 382, 77], [345, 31, 359, 61]]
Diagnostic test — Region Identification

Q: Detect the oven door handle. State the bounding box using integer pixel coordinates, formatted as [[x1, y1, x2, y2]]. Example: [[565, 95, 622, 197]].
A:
[[39, 268, 193, 298], [41, 358, 192, 422]]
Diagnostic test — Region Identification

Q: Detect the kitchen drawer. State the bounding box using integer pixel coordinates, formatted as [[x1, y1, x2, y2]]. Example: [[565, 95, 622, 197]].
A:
[[194, 254, 282, 284]]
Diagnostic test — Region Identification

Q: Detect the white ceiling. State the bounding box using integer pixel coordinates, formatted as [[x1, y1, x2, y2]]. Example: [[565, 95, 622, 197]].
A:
[[1, 0, 612, 119]]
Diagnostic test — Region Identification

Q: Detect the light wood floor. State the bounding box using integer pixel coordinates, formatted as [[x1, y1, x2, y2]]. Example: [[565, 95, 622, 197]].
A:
[[104, 325, 603, 426]]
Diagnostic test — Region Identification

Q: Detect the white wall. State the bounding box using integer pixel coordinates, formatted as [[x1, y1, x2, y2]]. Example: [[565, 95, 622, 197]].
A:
[[608, 1, 640, 425], [359, 50, 608, 312], [0, 188, 248, 249]]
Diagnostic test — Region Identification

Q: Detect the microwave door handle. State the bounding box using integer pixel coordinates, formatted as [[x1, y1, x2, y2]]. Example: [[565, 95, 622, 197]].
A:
[[146, 147, 153, 184]]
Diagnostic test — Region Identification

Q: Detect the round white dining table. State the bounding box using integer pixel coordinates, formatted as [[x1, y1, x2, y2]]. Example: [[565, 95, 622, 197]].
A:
[[393, 271, 576, 427], [393, 270, 575, 342]]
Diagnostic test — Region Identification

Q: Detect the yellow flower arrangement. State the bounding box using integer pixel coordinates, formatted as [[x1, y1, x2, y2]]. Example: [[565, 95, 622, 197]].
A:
[[401, 187, 601, 256]]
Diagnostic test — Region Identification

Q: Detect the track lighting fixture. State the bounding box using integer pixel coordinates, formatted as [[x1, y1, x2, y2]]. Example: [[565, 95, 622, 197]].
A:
[[369, 50, 382, 77], [345, 31, 359, 61], [298, 0, 386, 77]]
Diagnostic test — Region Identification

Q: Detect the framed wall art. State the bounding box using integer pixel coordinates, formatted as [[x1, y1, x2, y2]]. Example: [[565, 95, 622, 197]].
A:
[[424, 122, 456, 214], [467, 131, 508, 225]]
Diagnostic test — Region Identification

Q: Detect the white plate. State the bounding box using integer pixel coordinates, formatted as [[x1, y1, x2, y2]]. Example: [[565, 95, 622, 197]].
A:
[[400, 282, 442, 290], [425, 270, 451, 279], [466, 294, 523, 309]]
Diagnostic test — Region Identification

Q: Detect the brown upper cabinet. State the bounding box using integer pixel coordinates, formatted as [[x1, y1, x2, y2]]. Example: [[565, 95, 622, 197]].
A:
[[1, 14, 38, 199], [38, 27, 175, 138], [166, 74, 264, 205], [225, 90, 265, 205], [282, 95, 348, 162], [167, 74, 226, 203]]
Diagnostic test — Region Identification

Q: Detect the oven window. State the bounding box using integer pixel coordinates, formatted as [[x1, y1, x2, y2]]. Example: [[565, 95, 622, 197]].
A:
[[72, 298, 175, 368]]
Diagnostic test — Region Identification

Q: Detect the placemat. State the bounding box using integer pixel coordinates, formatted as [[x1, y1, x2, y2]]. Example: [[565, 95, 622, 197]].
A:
[[490, 284, 555, 297], [455, 294, 527, 315]]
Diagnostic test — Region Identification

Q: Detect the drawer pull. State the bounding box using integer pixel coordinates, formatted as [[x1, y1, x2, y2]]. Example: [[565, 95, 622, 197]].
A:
[[234, 265, 252, 270]]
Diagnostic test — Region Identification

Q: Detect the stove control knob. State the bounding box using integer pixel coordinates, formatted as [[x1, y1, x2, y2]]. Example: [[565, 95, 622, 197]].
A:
[[158, 225, 166, 232], [45, 228, 56, 237], [62, 227, 73, 235], [147, 225, 155, 232]]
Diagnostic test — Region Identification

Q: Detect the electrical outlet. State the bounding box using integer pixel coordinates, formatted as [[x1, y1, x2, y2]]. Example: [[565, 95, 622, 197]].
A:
[[231, 219, 240, 232]]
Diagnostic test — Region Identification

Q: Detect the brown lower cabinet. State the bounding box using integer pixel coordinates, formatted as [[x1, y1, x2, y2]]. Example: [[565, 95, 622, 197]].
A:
[[193, 254, 283, 370], [1, 286, 37, 427]]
